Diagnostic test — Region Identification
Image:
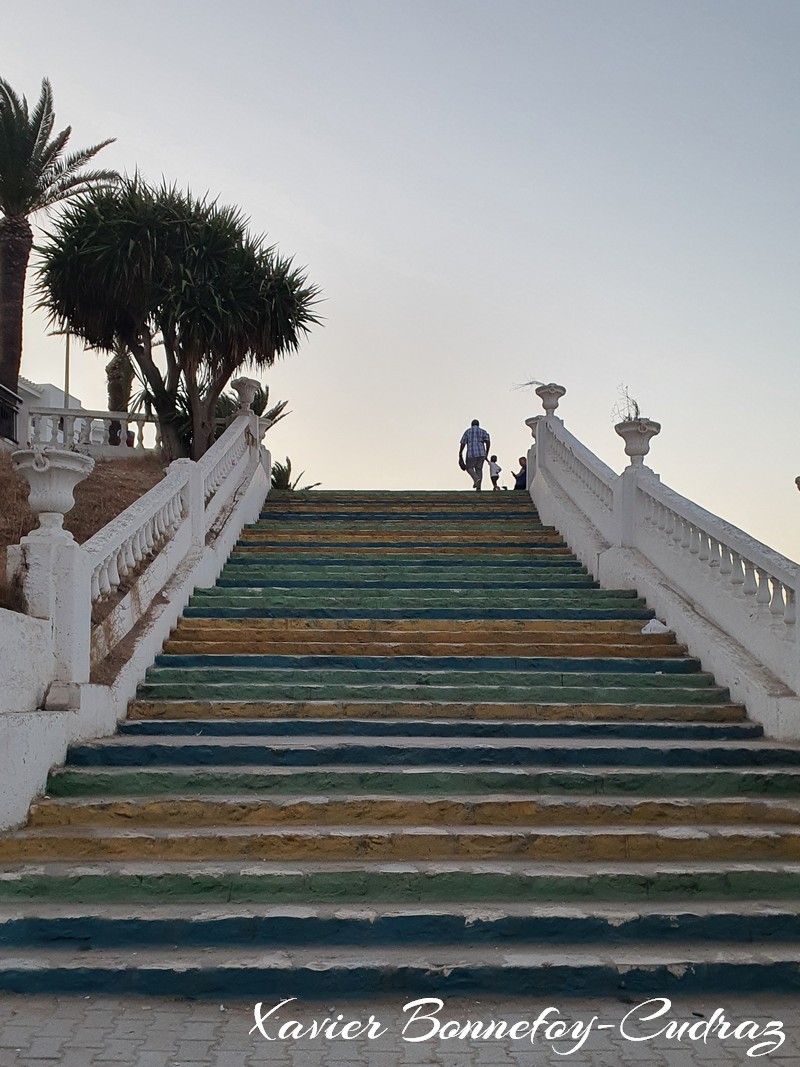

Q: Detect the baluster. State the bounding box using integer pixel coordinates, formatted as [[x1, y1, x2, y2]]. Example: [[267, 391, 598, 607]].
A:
[[79, 418, 92, 446], [123, 536, 136, 572], [136, 420, 145, 449], [120, 419, 129, 448], [143, 518, 155, 553], [116, 547, 129, 580], [663, 509, 674, 541], [769, 579, 785, 618], [719, 545, 732, 580], [729, 551, 745, 589], [688, 525, 701, 556], [132, 528, 144, 564], [63, 415, 76, 447], [785, 588, 797, 626], [707, 538, 721, 573], [29, 416, 40, 446], [755, 568, 772, 608], [698, 532, 710, 562], [742, 560, 758, 597], [102, 418, 111, 446], [98, 562, 111, 597], [90, 567, 101, 601], [107, 552, 120, 592]]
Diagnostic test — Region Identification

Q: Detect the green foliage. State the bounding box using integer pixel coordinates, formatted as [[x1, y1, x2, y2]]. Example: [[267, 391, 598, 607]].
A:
[[0, 76, 116, 393], [0, 77, 116, 218], [36, 177, 321, 459], [270, 457, 320, 492]]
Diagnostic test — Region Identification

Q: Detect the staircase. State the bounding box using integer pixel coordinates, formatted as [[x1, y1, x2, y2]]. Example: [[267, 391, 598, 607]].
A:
[[2, 490, 800, 996]]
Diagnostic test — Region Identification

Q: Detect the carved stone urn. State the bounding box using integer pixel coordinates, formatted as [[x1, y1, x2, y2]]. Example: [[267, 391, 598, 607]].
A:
[[534, 383, 566, 417], [230, 377, 261, 413], [11, 447, 95, 536], [614, 418, 661, 466]]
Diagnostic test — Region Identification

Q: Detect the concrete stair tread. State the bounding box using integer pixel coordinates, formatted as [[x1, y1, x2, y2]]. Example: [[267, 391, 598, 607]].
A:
[[10, 824, 800, 839], [72, 734, 797, 750], [127, 701, 747, 721], [51, 761, 794, 775], [116, 715, 759, 732], [3, 944, 800, 968], [34, 792, 800, 807], [4, 901, 800, 920], [5, 859, 800, 877]]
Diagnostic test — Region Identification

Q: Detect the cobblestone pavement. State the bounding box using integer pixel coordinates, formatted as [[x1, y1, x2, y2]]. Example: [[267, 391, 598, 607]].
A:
[[0, 993, 797, 1066]]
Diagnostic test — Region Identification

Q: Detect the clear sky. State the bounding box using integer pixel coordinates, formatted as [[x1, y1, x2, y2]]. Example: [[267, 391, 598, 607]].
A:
[[6, 0, 800, 558]]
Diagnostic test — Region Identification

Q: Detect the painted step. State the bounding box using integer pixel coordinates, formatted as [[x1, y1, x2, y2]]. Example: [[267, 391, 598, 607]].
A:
[[2, 943, 800, 997], [134, 683, 731, 705], [150, 654, 702, 675], [223, 556, 585, 569], [4, 860, 800, 904], [127, 700, 747, 722], [193, 583, 623, 598], [63, 736, 798, 769], [5, 824, 800, 863], [116, 717, 761, 740], [26, 794, 800, 829], [47, 764, 800, 799], [232, 544, 574, 556], [162, 639, 688, 658], [3, 901, 800, 950], [215, 576, 599, 590]]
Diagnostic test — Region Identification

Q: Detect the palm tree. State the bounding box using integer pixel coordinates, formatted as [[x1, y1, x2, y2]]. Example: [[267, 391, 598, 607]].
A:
[[38, 178, 320, 461], [0, 77, 116, 394], [270, 457, 321, 492]]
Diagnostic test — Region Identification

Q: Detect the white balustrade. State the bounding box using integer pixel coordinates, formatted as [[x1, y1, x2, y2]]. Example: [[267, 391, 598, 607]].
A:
[[536, 416, 616, 543], [529, 383, 800, 736], [27, 407, 161, 456], [198, 416, 256, 534], [84, 464, 190, 609]]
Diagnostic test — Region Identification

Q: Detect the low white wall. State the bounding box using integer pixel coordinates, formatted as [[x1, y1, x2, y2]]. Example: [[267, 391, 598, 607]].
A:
[[0, 609, 56, 715]]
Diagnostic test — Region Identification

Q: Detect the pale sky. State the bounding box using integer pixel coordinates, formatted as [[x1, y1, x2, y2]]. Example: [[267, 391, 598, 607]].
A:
[[6, 1, 800, 558]]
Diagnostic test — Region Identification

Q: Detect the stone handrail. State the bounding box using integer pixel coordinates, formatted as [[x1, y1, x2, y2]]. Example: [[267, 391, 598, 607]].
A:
[[27, 407, 161, 453], [9, 409, 270, 680], [637, 477, 797, 626], [528, 386, 800, 737], [83, 462, 191, 604], [199, 416, 257, 534], [537, 417, 616, 539]]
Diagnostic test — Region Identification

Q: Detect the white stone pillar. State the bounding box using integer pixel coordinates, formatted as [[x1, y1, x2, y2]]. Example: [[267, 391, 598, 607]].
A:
[[611, 419, 661, 549], [169, 459, 206, 551], [9, 448, 95, 695]]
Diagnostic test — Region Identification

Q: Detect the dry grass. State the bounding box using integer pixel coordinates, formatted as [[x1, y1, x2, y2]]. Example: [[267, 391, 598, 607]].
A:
[[0, 454, 165, 612]]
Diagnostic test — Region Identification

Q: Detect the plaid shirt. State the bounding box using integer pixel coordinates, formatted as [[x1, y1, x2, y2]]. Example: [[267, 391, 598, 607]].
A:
[[460, 425, 490, 458]]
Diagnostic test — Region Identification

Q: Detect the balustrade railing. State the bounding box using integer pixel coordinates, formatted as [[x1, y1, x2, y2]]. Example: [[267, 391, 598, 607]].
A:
[[636, 478, 797, 634], [529, 385, 800, 721], [538, 417, 616, 542], [199, 416, 257, 534], [26, 407, 161, 454], [83, 464, 191, 607]]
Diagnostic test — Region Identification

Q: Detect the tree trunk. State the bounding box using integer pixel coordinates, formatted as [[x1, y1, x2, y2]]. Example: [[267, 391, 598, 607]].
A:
[[186, 374, 217, 461], [0, 215, 34, 395], [120, 327, 186, 463], [106, 346, 135, 445]]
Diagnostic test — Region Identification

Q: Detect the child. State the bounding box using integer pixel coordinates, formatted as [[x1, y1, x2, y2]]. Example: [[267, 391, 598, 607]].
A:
[[488, 455, 502, 491]]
